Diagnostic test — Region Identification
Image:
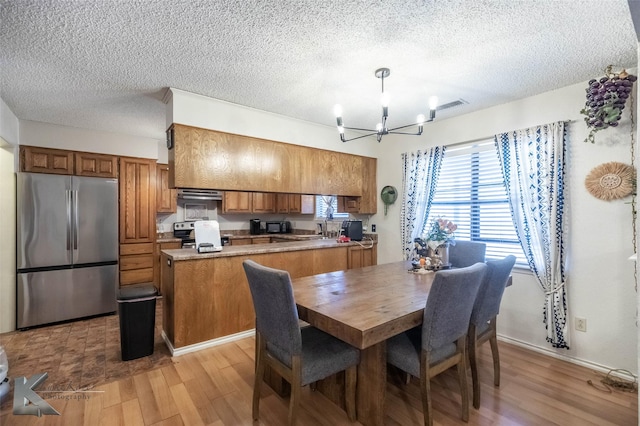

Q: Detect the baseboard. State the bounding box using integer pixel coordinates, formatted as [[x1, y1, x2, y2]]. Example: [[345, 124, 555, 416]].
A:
[[161, 329, 255, 357], [497, 334, 637, 380]]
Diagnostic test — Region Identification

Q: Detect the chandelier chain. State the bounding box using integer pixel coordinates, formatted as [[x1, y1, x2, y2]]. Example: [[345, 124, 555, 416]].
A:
[[630, 88, 637, 293]]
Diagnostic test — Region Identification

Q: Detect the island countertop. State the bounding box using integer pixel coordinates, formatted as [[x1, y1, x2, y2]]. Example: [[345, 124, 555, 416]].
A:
[[161, 234, 378, 351]]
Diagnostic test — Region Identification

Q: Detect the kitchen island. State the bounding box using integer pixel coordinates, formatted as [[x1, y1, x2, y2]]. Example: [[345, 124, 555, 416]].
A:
[[160, 238, 376, 355]]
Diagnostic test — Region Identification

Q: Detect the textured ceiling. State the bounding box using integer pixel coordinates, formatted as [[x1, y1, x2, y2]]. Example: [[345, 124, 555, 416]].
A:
[[1, 0, 638, 142]]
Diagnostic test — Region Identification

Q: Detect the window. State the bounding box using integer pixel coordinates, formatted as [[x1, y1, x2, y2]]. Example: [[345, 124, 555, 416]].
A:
[[315, 196, 349, 220], [424, 140, 527, 266]]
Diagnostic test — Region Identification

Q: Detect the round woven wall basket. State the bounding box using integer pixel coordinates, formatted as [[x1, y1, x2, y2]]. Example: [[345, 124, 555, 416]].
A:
[[584, 161, 636, 201]]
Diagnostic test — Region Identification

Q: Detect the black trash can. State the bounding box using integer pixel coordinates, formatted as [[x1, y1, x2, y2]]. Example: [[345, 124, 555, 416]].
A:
[[117, 284, 158, 361]]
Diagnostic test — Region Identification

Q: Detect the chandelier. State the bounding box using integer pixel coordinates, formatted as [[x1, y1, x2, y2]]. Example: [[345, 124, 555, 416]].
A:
[[333, 67, 438, 143]]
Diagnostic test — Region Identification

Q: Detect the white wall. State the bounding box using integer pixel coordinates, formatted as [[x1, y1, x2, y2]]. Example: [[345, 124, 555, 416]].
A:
[[170, 88, 375, 157], [375, 81, 637, 374], [1, 98, 19, 146], [0, 99, 18, 333], [20, 120, 162, 159], [0, 141, 16, 334]]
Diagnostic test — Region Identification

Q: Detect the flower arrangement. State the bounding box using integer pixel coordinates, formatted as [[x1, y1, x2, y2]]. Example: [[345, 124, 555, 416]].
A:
[[424, 217, 457, 250]]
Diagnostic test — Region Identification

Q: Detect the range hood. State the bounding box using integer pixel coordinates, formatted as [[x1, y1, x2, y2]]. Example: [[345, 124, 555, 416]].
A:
[[177, 188, 223, 201]]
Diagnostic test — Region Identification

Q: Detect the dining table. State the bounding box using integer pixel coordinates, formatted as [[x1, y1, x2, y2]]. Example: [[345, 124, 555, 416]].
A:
[[291, 260, 436, 426]]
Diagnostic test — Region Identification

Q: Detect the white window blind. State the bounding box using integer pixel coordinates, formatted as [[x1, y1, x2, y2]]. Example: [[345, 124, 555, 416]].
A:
[[424, 140, 528, 266], [315, 196, 349, 220]]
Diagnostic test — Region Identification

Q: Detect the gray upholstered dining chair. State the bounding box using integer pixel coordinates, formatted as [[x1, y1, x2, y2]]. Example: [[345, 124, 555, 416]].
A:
[[242, 259, 360, 426], [449, 240, 487, 268], [387, 263, 488, 426], [468, 255, 516, 409]]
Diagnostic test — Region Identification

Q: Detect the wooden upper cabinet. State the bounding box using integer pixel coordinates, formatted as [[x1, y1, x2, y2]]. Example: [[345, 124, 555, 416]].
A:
[[168, 124, 377, 213], [222, 191, 285, 214], [358, 156, 377, 214], [156, 164, 177, 213], [288, 194, 315, 215], [252, 192, 276, 214], [20, 145, 74, 175], [75, 152, 117, 178], [337, 196, 360, 214], [20, 145, 120, 179], [119, 157, 157, 244], [300, 195, 315, 215], [169, 124, 373, 197], [276, 193, 290, 213], [222, 191, 252, 213]]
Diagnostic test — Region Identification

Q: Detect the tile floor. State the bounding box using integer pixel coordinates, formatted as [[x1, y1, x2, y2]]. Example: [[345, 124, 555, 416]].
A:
[[0, 299, 171, 396]]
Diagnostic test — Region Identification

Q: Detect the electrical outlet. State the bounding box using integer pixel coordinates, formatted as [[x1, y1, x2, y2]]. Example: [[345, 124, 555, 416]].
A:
[[575, 317, 587, 332], [371, 224, 376, 232]]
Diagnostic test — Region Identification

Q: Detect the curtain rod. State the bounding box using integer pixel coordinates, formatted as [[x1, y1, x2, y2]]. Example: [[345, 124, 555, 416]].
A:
[[439, 119, 576, 150]]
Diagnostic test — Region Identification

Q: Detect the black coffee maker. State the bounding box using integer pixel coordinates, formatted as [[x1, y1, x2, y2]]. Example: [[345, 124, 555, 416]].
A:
[[249, 219, 261, 235]]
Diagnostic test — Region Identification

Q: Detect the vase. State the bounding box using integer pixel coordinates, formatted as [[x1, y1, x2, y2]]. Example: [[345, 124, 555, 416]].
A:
[[427, 243, 450, 267]]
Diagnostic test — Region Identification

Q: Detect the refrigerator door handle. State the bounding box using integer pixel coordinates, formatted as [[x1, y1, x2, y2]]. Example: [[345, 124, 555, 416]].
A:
[[73, 190, 79, 251], [66, 189, 72, 252]]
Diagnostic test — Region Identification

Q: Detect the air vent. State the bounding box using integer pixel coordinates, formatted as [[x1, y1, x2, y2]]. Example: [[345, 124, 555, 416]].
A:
[[436, 98, 469, 111]]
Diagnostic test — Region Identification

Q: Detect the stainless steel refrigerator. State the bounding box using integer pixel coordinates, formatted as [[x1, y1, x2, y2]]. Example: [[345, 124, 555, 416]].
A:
[[16, 172, 119, 329]]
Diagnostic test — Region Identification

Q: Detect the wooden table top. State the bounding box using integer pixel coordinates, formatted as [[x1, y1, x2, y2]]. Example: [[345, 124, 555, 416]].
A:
[[291, 261, 436, 349]]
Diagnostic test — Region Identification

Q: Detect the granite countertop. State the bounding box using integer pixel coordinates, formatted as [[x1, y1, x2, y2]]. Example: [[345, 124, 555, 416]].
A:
[[162, 237, 377, 261], [157, 236, 182, 243]]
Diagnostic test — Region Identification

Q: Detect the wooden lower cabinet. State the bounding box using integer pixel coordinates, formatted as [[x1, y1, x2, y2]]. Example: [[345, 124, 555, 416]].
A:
[[252, 237, 271, 244], [230, 238, 252, 246], [347, 244, 378, 269], [120, 243, 155, 286], [162, 246, 349, 348], [155, 241, 181, 293], [230, 236, 281, 245]]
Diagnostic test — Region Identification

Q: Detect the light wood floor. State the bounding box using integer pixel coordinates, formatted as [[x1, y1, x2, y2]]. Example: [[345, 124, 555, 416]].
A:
[[0, 334, 636, 425]]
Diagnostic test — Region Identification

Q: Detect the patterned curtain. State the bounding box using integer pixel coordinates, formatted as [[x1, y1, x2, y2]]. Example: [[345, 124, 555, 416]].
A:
[[400, 146, 446, 260], [495, 122, 569, 349]]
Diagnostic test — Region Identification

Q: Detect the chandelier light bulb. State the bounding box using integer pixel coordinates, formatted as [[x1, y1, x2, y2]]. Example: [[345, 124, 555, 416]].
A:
[[333, 104, 343, 118], [376, 123, 383, 132], [416, 114, 426, 124], [337, 126, 345, 134], [428, 96, 439, 110]]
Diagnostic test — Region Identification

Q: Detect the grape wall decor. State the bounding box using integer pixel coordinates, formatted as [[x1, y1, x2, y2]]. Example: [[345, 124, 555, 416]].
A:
[[580, 65, 636, 143]]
